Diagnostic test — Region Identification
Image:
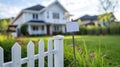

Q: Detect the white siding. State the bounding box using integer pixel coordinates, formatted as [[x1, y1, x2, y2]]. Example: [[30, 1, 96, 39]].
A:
[[23, 13, 33, 23], [44, 4, 67, 24], [23, 12, 43, 23], [13, 14, 23, 28]]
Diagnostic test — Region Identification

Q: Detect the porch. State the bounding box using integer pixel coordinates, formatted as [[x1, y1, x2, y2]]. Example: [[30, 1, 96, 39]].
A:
[[27, 23, 66, 35]]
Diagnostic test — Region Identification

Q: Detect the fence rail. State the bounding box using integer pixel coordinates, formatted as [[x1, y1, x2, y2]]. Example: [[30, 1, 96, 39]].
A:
[[0, 35, 64, 67]]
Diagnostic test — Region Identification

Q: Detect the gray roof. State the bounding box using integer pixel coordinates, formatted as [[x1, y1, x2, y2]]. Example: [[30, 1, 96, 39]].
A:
[[74, 15, 98, 21], [24, 5, 45, 11]]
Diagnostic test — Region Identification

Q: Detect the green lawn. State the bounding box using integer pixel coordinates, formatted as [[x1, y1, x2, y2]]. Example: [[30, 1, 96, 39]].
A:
[[18, 35, 120, 66], [0, 35, 120, 67], [64, 35, 120, 66]]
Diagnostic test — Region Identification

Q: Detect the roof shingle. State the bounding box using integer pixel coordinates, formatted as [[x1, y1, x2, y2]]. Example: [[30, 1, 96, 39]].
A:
[[24, 5, 45, 11]]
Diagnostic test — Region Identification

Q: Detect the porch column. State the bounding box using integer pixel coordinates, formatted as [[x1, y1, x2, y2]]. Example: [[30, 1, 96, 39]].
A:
[[44, 25, 47, 34], [50, 25, 53, 35], [28, 24, 31, 35], [62, 25, 65, 33]]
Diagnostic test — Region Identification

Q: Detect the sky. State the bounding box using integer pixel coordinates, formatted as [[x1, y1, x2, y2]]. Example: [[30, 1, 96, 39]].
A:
[[0, 0, 120, 20]]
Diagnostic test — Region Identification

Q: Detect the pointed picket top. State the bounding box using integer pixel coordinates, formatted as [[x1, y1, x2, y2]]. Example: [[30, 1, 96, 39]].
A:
[[27, 40, 35, 67], [12, 42, 21, 67], [27, 40, 34, 49], [39, 39, 44, 45], [38, 39, 44, 52], [12, 42, 21, 50], [0, 47, 3, 67]]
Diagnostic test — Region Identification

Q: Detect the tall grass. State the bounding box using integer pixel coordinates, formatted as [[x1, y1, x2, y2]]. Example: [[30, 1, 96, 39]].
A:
[[64, 39, 108, 67]]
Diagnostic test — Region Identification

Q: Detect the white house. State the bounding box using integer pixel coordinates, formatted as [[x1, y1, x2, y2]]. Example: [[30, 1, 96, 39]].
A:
[[10, 1, 70, 36]]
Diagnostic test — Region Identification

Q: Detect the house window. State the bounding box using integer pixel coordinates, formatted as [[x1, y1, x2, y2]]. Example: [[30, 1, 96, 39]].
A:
[[32, 26, 38, 31], [53, 13, 59, 19], [33, 14, 38, 20], [47, 12, 49, 19]]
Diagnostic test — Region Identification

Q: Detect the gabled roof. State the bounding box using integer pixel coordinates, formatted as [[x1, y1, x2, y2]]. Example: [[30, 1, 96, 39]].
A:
[[24, 5, 45, 11], [80, 15, 98, 21], [12, 1, 69, 24], [46, 1, 68, 12], [74, 15, 98, 21]]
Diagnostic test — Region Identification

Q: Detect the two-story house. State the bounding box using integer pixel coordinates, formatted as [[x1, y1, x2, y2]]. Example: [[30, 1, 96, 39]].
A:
[[10, 1, 69, 37]]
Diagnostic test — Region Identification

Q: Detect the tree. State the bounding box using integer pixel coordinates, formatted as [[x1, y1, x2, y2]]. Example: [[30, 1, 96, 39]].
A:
[[0, 19, 8, 33], [20, 24, 29, 36], [99, 0, 118, 24], [77, 19, 82, 24]]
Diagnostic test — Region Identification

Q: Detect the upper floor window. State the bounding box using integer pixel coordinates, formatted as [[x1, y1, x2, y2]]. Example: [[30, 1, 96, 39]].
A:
[[33, 14, 38, 20], [47, 12, 49, 19], [52, 13, 59, 19]]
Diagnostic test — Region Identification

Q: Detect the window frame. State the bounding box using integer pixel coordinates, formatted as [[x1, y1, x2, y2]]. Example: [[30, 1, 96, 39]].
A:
[[33, 13, 38, 20], [32, 26, 39, 31], [52, 12, 60, 19]]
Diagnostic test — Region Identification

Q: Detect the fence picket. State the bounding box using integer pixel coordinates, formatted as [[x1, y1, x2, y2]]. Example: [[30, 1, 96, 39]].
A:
[[27, 41, 35, 67], [38, 39, 44, 67], [0, 47, 3, 67], [12, 43, 21, 67], [48, 39, 53, 67], [2, 35, 64, 67]]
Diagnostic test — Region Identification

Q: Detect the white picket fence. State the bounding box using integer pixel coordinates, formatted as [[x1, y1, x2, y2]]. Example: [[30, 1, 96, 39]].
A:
[[0, 35, 64, 67]]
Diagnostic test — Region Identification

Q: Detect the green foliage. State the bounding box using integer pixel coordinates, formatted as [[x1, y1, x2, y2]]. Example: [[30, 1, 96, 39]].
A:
[[53, 31, 63, 35], [0, 35, 15, 62], [98, 13, 115, 23], [64, 39, 108, 67], [0, 19, 8, 33], [20, 24, 29, 36], [101, 25, 108, 35], [74, 22, 120, 35], [77, 19, 82, 23], [109, 23, 120, 34], [1, 35, 120, 66], [79, 26, 87, 35], [86, 25, 101, 35]]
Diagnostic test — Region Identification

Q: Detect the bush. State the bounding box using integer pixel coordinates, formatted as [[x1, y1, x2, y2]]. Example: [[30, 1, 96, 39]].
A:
[[86, 25, 94, 35], [74, 22, 120, 35], [53, 31, 63, 35], [0, 37, 15, 62], [109, 23, 120, 35], [20, 24, 29, 36], [101, 26, 108, 35], [75, 26, 87, 35], [93, 27, 101, 35]]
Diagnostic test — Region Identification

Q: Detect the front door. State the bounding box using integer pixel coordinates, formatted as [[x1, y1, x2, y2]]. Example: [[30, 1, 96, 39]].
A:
[[47, 25, 50, 35]]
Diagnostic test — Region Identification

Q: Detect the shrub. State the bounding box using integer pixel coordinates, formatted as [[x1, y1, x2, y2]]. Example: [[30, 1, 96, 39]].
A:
[[93, 27, 101, 35], [101, 25, 108, 35], [53, 31, 63, 35], [0, 38, 15, 62], [86, 25, 94, 35], [109, 23, 120, 35], [20, 24, 29, 36], [76, 26, 87, 35]]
